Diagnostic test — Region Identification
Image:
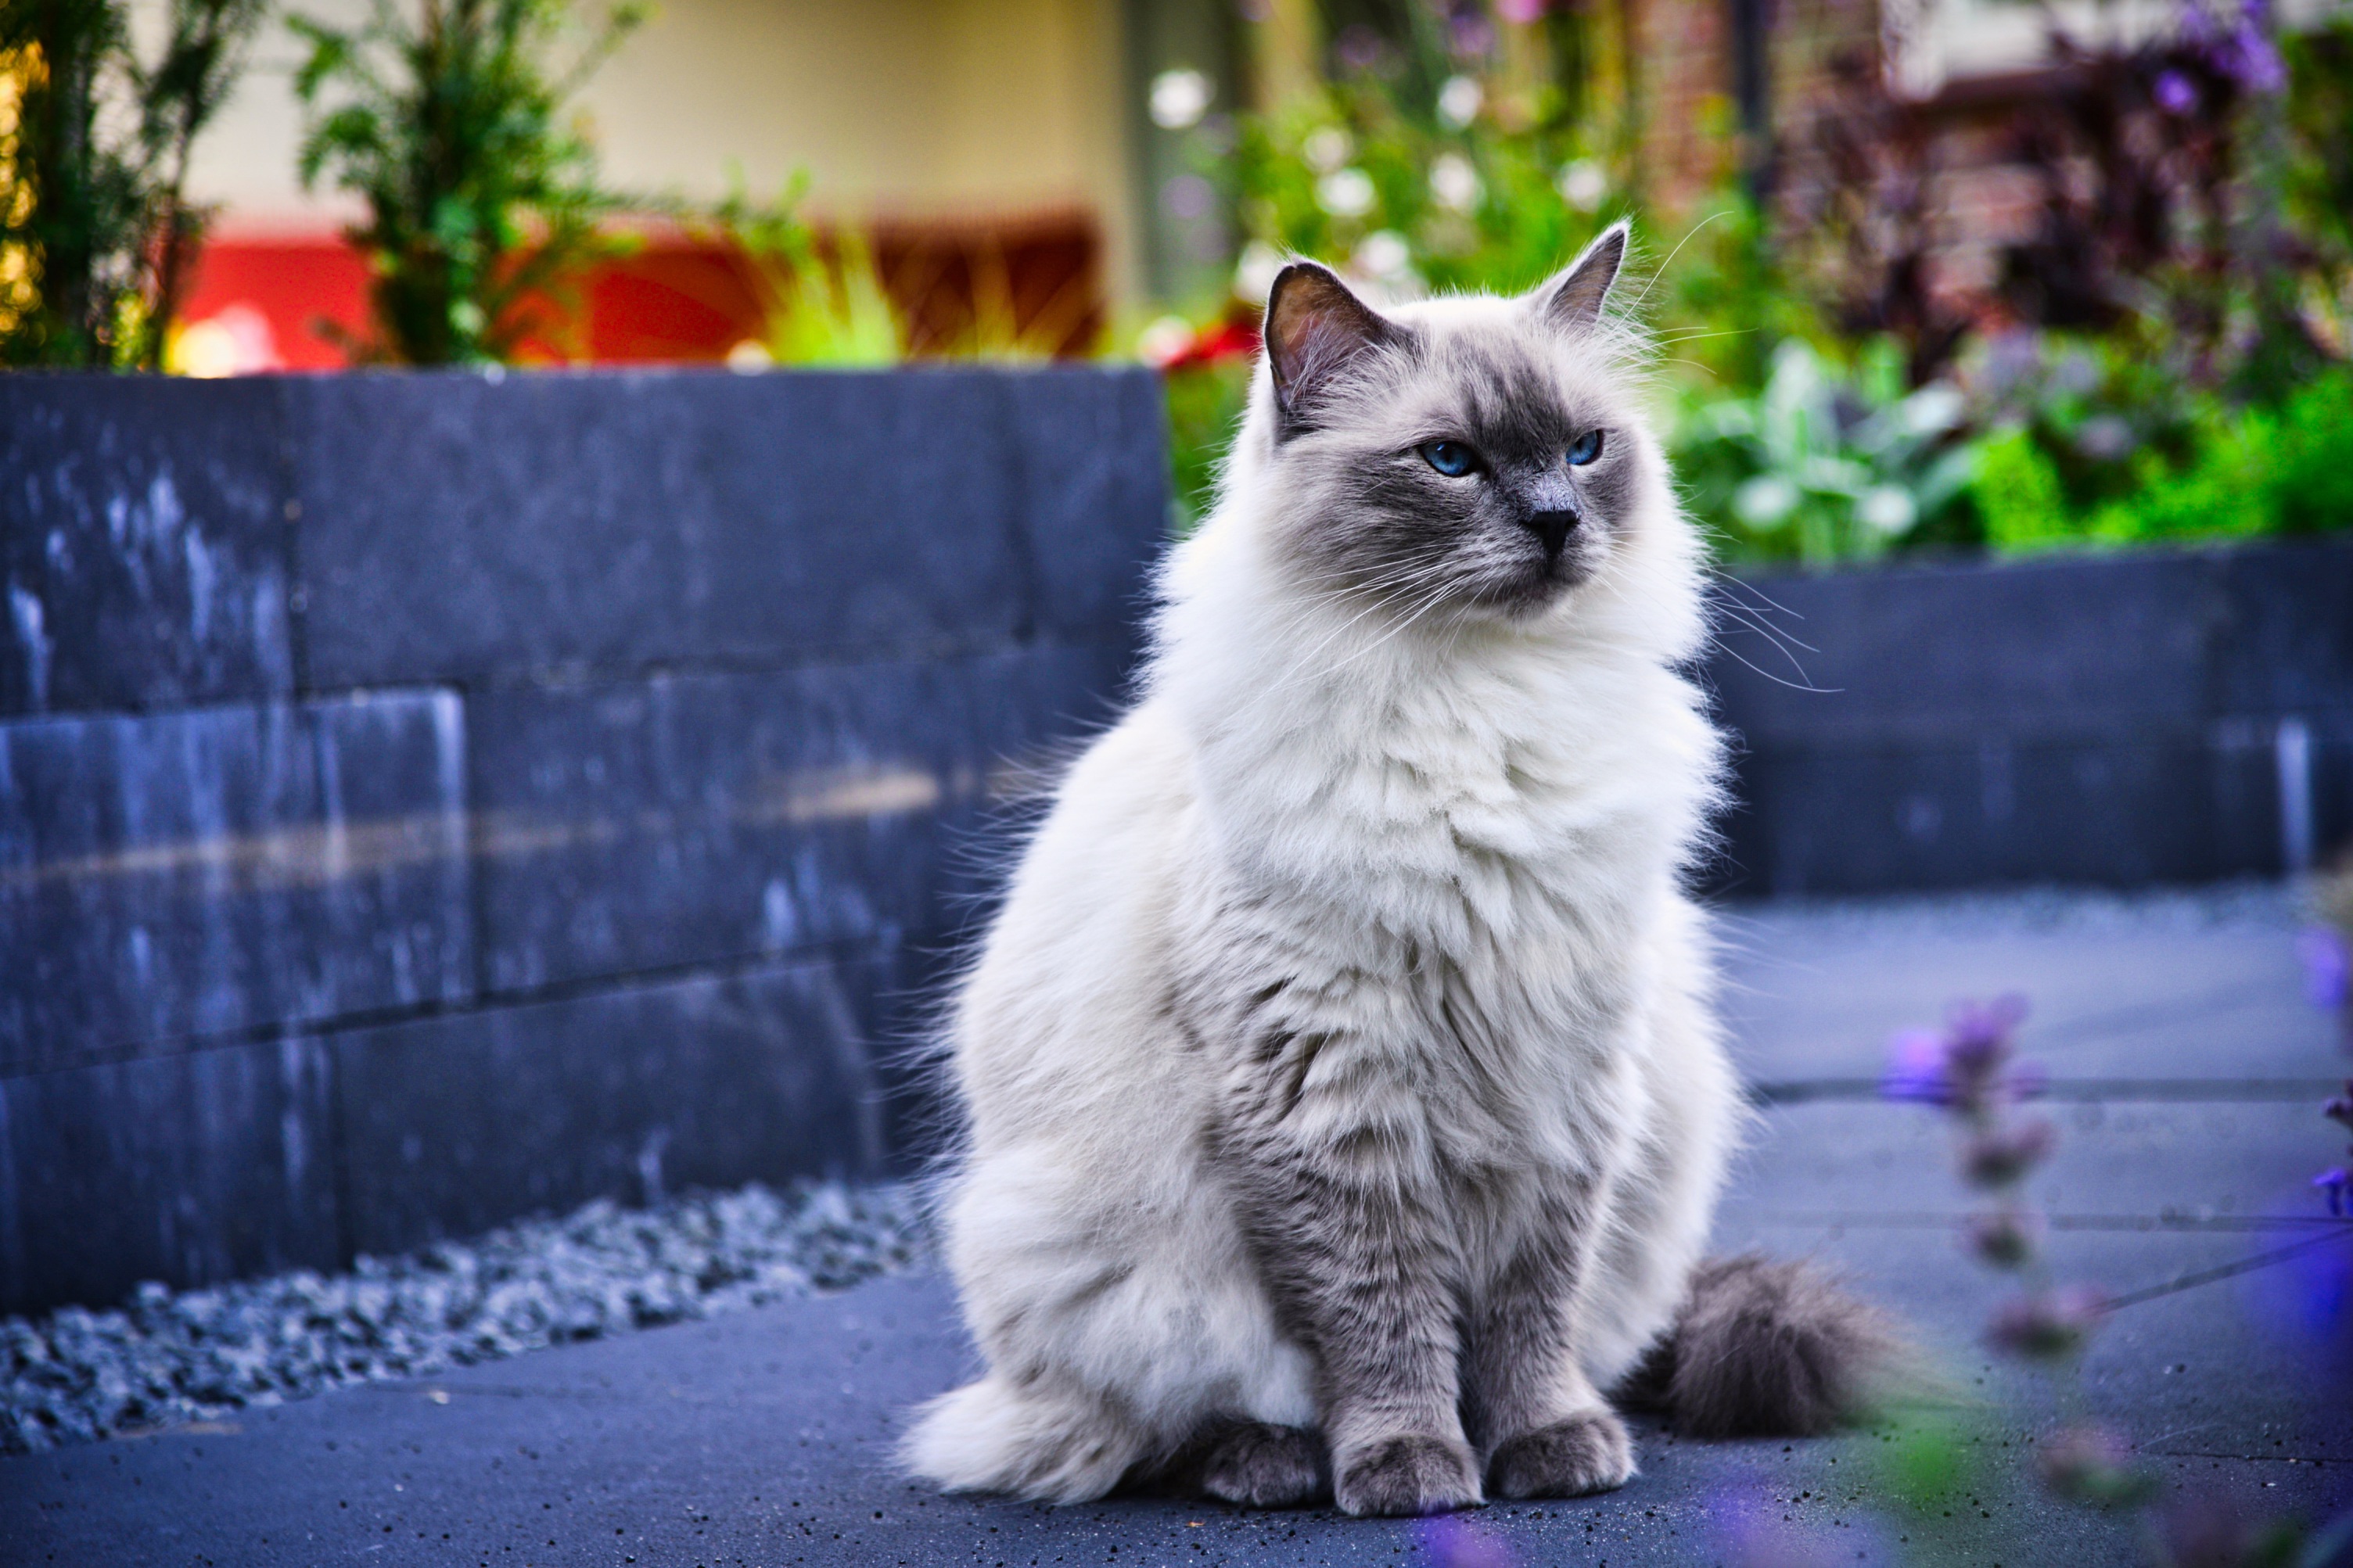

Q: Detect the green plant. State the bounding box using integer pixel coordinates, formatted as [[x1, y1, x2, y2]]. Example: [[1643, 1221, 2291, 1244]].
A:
[[0, 0, 265, 368], [1673, 338, 1979, 567], [1973, 364, 2353, 551], [1224, 11, 1627, 310], [2284, 13, 2353, 325], [290, 0, 646, 365]]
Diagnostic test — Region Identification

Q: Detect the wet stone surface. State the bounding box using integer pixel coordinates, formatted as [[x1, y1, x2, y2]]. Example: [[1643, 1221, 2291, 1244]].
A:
[[3, 885, 2349, 1566]]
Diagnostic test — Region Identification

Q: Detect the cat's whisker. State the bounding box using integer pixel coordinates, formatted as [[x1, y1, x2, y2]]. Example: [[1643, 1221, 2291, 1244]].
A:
[[1629, 209, 1736, 308]]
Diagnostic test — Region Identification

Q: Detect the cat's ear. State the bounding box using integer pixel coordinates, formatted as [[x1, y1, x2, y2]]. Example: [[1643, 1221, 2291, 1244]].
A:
[[1529, 221, 1629, 332], [1263, 261, 1406, 436]]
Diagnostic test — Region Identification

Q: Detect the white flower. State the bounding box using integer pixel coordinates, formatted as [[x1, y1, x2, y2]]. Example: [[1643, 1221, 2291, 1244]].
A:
[[1856, 485, 1919, 533], [724, 339, 774, 374], [1302, 126, 1354, 173], [1353, 230, 1412, 279], [1317, 167, 1377, 218], [1436, 74, 1484, 128], [1234, 241, 1286, 304], [1429, 152, 1482, 213], [1148, 69, 1211, 131], [1556, 158, 1608, 211], [1901, 384, 1965, 435], [1733, 475, 1801, 528], [1136, 316, 1197, 368]]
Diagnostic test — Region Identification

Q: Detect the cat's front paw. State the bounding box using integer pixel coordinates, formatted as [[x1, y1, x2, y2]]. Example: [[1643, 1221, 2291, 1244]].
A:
[[1197, 1421, 1326, 1508], [1485, 1409, 1635, 1499], [1334, 1433, 1482, 1516]]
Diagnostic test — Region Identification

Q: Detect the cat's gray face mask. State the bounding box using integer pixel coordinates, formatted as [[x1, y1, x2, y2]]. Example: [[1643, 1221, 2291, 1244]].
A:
[[1256, 226, 1635, 617]]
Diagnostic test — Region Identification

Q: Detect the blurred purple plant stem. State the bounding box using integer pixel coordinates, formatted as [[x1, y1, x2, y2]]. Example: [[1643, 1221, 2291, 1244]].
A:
[[1965, 1206, 2046, 1269], [2147, 1490, 2343, 1568], [2298, 927, 2350, 1013], [2317, 1168, 2350, 1219], [2036, 1423, 2157, 1508], [1987, 1285, 2111, 1361]]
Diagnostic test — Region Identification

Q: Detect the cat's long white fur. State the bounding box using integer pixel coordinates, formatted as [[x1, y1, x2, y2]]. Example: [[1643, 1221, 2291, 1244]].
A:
[[904, 285, 1743, 1503]]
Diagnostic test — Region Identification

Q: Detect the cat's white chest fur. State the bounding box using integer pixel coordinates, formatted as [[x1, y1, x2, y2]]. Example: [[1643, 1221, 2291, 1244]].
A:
[[1159, 541, 1713, 1181]]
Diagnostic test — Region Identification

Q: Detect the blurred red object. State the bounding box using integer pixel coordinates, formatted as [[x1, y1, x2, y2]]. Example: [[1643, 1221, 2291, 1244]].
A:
[[173, 208, 1105, 371]]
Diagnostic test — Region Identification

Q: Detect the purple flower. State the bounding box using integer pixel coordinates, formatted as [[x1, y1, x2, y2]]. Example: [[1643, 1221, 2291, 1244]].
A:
[[2037, 1422, 2155, 1506], [1948, 993, 2028, 1061], [2298, 928, 2349, 1010], [2317, 1168, 2349, 1218], [1964, 1207, 2044, 1268], [1883, 997, 2044, 1114], [1965, 1116, 2057, 1188], [1881, 1028, 1954, 1104], [1988, 1285, 2108, 1360], [2231, 26, 2287, 92], [1417, 1515, 1512, 1568], [1446, 3, 1496, 58], [2153, 69, 2198, 113]]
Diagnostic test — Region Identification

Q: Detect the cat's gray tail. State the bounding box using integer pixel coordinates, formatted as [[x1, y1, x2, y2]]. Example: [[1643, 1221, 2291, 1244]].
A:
[[1623, 1254, 1909, 1438]]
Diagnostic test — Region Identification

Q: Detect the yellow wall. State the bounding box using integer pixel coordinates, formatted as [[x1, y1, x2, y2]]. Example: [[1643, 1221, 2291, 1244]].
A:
[[183, 0, 1143, 300]]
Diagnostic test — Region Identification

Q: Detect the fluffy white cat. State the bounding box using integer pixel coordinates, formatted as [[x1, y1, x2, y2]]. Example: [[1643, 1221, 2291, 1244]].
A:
[[904, 225, 1894, 1516]]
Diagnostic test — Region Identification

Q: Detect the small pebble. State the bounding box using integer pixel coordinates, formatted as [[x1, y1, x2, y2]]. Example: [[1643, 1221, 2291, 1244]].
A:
[[0, 1179, 929, 1455]]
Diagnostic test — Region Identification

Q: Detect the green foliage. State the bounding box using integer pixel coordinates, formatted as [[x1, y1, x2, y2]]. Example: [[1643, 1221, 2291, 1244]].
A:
[[1230, 84, 1619, 307], [1865, 1405, 1983, 1516], [0, 0, 266, 368], [1674, 339, 1979, 568], [1215, 5, 1646, 311], [1973, 366, 2353, 551], [1163, 355, 1251, 533], [290, 0, 646, 365], [2284, 14, 2353, 312]]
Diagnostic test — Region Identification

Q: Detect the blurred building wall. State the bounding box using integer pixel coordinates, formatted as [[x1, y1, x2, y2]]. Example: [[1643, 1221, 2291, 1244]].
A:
[[168, 0, 1148, 364], [191, 0, 1137, 267]]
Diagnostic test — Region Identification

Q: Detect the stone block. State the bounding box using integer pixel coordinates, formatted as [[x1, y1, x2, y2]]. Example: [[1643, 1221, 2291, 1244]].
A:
[[2211, 541, 2353, 716], [290, 370, 1036, 688], [330, 959, 893, 1258], [0, 1039, 338, 1315], [0, 377, 294, 718], [1708, 552, 2219, 746], [1001, 366, 1169, 653], [0, 691, 472, 1075], [1716, 728, 2272, 896], [467, 644, 1123, 994]]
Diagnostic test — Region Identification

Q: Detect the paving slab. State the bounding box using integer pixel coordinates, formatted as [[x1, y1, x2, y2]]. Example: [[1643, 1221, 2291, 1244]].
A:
[[1715, 889, 2336, 1085], [5, 890, 2350, 1566]]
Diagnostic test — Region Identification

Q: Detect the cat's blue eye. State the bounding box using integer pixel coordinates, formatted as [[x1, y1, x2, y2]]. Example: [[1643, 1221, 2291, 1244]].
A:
[[1567, 429, 1605, 466], [1421, 440, 1479, 477]]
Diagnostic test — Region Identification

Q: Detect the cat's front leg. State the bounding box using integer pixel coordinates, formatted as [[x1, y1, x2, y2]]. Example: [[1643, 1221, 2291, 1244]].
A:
[[1462, 1193, 1636, 1499], [1238, 1151, 1483, 1516]]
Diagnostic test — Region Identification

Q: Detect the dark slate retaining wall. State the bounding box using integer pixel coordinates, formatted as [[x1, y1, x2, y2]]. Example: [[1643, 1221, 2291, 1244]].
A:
[[8, 368, 2347, 1315], [1705, 542, 2353, 896], [0, 368, 1164, 1315]]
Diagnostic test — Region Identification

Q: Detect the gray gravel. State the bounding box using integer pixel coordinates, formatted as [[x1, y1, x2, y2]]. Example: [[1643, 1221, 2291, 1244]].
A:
[[0, 1179, 929, 1456]]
